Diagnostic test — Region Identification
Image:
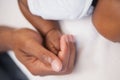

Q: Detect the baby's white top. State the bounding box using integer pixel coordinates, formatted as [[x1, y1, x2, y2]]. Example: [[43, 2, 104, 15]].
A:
[[27, 0, 93, 20]]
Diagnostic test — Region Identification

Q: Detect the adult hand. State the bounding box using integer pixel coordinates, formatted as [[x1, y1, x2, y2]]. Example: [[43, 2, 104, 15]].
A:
[[11, 28, 76, 76]]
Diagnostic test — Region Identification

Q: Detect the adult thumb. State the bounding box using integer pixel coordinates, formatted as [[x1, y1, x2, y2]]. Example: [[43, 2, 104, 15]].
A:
[[23, 40, 63, 72]]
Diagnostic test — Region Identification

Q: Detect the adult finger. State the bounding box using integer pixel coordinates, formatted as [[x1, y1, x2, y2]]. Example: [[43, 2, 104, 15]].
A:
[[67, 35, 76, 72], [14, 49, 53, 76], [21, 39, 62, 72], [58, 35, 70, 72]]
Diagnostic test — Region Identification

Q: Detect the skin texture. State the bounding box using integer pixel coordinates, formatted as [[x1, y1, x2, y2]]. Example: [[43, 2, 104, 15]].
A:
[[0, 26, 76, 76], [18, 0, 120, 50], [1, 0, 119, 77], [93, 0, 120, 42], [18, 0, 62, 54]]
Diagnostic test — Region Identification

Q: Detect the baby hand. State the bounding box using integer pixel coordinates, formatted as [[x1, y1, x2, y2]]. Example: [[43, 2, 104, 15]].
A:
[[45, 28, 62, 55]]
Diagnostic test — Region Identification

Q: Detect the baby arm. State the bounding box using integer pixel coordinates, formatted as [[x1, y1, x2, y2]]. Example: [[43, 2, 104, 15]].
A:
[[92, 0, 120, 42], [18, 0, 62, 54]]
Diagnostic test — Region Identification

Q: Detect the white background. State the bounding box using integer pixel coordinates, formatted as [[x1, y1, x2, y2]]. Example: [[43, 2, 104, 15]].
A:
[[0, 0, 120, 80]]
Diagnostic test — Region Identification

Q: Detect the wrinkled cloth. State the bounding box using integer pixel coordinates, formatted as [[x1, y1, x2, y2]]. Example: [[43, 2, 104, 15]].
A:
[[27, 0, 93, 20]]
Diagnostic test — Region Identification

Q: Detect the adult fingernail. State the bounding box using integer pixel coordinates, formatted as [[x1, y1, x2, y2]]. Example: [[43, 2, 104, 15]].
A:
[[52, 60, 62, 72]]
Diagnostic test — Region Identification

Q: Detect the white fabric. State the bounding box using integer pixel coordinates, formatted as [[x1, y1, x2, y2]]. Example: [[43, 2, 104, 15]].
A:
[[27, 0, 93, 20], [1, 0, 120, 80]]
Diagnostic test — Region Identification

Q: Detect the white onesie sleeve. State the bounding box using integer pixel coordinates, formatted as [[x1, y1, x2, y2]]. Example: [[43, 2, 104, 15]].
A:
[[27, 0, 93, 20]]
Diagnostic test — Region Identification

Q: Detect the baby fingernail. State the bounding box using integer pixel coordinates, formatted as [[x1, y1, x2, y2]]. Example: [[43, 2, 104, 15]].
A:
[[52, 60, 62, 72]]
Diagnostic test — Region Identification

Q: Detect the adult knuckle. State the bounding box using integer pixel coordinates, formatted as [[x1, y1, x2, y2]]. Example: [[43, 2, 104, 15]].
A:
[[24, 39, 33, 48]]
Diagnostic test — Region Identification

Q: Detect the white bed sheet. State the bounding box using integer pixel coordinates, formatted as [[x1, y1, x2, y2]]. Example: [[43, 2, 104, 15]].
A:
[[0, 0, 120, 80]]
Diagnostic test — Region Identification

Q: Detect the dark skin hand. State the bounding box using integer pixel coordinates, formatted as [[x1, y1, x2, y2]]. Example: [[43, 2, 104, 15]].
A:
[[0, 26, 76, 76]]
